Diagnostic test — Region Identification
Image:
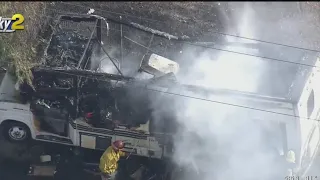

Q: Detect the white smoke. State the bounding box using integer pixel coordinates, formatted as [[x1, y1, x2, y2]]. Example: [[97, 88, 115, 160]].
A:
[[90, 45, 120, 74], [178, 47, 263, 92], [169, 2, 288, 180], [177, 2, 266, 93], [170, 97, 285, 180]]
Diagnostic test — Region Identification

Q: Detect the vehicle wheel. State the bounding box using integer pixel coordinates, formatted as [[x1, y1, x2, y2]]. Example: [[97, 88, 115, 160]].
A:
[[3, 122, 30, 143]]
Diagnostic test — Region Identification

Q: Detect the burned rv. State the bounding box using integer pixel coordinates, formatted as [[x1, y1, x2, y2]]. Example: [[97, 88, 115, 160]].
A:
[[0, 13, 319, 179], [10, 14, 179, 160]]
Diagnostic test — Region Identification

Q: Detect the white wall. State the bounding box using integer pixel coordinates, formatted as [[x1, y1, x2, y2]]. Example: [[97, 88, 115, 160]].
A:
[[296, 57, 320, 170]]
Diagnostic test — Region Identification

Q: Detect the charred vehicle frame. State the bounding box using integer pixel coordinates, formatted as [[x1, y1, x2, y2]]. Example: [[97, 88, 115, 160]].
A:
[[15, 13, 177, 160], [0, 13, 319, 179]]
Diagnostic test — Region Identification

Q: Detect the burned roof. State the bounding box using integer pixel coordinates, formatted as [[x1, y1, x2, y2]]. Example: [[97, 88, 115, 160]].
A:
[[38, 13, 318, 103], [32, 66, 134, 82]]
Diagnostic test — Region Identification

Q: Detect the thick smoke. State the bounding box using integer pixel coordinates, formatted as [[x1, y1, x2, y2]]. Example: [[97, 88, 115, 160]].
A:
[[90, 42, 154, 79], [169, 95, 288, 180], [87, 2, 320, 178], [168, 2, 289, 180], [90, 45, 120, 74], [176, 2, 267, 93]]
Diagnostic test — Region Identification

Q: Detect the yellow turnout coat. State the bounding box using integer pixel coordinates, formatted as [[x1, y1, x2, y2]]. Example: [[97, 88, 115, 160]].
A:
[[99, 146, 126, 174]]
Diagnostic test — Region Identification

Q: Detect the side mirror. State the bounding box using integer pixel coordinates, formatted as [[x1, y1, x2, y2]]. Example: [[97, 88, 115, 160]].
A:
[[139, 53, 179, 77]]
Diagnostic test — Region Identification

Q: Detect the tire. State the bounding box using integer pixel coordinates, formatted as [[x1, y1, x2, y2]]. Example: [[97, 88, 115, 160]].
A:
[[2, 122, 30, 143]]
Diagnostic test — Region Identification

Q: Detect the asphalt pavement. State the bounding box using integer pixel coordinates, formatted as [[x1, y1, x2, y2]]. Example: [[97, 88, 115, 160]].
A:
[[0, 129, 32, 180], [0, 129, 103, 180]]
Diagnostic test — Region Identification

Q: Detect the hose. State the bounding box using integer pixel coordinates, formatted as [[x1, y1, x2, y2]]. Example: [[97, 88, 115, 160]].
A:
[[126, 139, 140, 160]]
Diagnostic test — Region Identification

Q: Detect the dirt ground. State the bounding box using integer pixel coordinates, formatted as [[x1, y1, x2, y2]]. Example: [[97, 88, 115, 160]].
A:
[[48, 2, 320, 45], [51, 2, 228, 38]]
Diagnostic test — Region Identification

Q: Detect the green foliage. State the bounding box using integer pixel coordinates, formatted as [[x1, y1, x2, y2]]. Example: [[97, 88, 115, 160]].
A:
[[0, 2, 48, 85]]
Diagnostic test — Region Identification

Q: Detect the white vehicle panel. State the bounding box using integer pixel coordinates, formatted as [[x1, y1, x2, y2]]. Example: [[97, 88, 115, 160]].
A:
[[148, 53, 180, 75], [296, 57, 320, 174]]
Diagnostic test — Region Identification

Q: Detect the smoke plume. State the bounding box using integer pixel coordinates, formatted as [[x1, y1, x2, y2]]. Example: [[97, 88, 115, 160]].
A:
[[168, 2, 289, 180]]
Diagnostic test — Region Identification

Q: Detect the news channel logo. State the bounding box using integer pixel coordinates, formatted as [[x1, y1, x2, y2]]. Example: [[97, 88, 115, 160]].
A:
[[0, 14, 25, 33]]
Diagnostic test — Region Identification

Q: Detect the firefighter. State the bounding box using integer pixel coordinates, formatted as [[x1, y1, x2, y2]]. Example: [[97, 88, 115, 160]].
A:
[[286, 150, 296, 176], [99, 140, 127, 180]]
